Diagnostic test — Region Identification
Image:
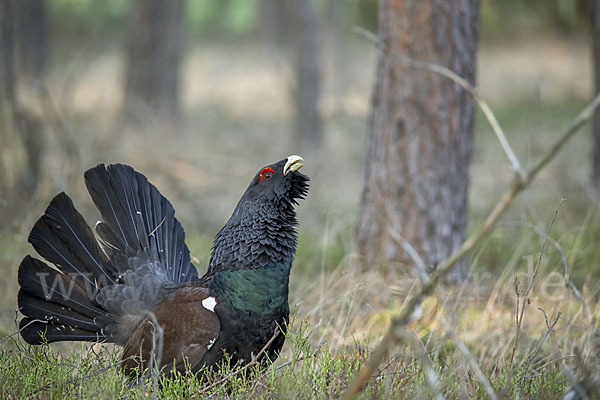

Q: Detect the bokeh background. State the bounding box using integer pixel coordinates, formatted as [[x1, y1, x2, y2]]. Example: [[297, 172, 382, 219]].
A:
[[1, 0, 599, 378]]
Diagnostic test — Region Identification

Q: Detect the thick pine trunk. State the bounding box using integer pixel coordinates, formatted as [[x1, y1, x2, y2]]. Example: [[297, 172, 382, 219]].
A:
[[356, 0, 480, 282], [122, 0, 184, 122]]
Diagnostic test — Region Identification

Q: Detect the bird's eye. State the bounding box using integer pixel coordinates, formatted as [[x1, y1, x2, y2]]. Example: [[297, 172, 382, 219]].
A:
[[258, 167, 275, 183]]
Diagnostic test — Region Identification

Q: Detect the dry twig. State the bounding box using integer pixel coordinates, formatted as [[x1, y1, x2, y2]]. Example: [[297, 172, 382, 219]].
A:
[[516, 309, 562, 400], [24, 357, 131, 398], [509, 200, 564, 368], [271, 338, 327, 373], [390, 226, 498, 400], [352, 26, 524, 178], [196, 328, 281, 396]]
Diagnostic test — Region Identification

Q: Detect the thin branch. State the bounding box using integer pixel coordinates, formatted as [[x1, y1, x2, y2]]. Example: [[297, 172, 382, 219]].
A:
[[387, 227, 429, 283], [391, 228, 497, 400], [510, 199, 564, 367], [497, 221, 569, 281], [340, 88, 600, 399], [516, 310, 562, 400], [352, 26, 525, 178], [25, 357, 130, 398], [569, 179, 598, 326], [442, 316, 498, 400], [1, 317, 46, 345], [145, 311, 164, 396], [396, 329, 445, 400], [271, 338, 327, 373], [149, 217, 167, 237], [197, 328, 281, 396]]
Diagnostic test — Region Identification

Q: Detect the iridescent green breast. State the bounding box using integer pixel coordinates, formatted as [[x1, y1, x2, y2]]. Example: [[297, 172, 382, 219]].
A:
[[210, 262, 291, 320]]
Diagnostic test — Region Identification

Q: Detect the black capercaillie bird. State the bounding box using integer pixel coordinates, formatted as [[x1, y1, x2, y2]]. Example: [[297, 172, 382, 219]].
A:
[[17, 155, 308, 376]]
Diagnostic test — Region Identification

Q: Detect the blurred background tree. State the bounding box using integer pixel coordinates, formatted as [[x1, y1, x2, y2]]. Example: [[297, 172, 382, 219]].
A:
[[14, 0, 47, 86], [291, 0, 322, 153], [0, 0, 44, 210], [0, 0, 596, 271], [592, 0, 600, 188], [122, 0, 185, 123], [257, 0, 289, 47], [355, 0, 480, 282]]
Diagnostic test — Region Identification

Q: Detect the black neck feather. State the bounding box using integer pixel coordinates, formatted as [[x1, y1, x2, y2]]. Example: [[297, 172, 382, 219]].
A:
[[207, 199, 298, 275]]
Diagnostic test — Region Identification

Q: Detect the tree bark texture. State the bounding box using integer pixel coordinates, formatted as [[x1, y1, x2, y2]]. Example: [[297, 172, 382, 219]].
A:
[[356, 0, 480, 281], [292, 0, 322, 152], [123, 0, 184, 121]]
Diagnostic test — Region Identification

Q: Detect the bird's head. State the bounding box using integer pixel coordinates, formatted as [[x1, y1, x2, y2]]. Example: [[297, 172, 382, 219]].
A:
[[238, 155, 309, 210], [208, 155, 309, 273]]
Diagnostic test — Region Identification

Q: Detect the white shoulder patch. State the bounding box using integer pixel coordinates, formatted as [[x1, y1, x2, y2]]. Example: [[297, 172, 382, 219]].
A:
[[202, 296, 217, 312], [206, 337, 216, 350]]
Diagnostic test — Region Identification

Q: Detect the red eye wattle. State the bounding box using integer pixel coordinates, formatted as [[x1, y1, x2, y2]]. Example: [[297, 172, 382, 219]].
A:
[[259, 167, 275, 183]]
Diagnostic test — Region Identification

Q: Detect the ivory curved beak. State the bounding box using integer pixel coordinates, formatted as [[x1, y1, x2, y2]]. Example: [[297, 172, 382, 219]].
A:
[[283, 155, 304, 176]]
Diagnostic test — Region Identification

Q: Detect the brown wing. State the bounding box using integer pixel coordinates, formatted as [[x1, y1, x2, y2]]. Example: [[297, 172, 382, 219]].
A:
[[121, 285, 220, 377]]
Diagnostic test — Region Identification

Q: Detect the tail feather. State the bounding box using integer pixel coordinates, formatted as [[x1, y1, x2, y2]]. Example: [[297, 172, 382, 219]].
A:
[[18, 290, 100, 332], [18, 193, 118, 345], [18, 256, 106, 319], [84, 163, 198, 282], [19, 319, 105, 344], [18, 163, 199, 347], [85, 164, 149, 255], [95, 221, 129, 267], [17, 256, 116, 344], [28, 193, 118, 287]]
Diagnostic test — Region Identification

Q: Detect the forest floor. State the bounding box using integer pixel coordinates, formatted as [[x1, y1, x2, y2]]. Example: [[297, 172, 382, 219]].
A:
[[1, 36, 599, 398]]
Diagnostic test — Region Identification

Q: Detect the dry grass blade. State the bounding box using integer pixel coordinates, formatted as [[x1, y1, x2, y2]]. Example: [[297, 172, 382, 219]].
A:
[[24, 358, 129, 398], [442, 315, 499, 400], [510, 199, 564, 368], [516, 310, 562, 400], [196, 328, 281, 396], [271, 338, 327, 373], [340, 90, 600, 400], [390, 227, 498, 400]]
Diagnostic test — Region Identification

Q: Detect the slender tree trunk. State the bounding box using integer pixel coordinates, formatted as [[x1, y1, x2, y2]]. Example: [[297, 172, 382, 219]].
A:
[[356, 0, 480, 282], [258, 0, 288, 47], [0, 0, 43, 204], [0, 0, 15, 108], [324, 0, 342, 113], [592, 0, 600, 187], [14, 0, 47, 85], [122, 0, 184, 122], [292, 0, 322, 152], [0, 0, 19, 193]]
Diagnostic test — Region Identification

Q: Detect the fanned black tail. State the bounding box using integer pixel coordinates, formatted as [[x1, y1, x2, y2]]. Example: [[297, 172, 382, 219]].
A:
[[84, 164, 198, 282], [18, 193, 117, 344], [18, 164, 199, 346]]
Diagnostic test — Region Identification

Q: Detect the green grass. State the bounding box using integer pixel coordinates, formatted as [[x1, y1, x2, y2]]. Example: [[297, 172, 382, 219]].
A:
[[2, 185, 598, 398], [0, 317, 575, 399]]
